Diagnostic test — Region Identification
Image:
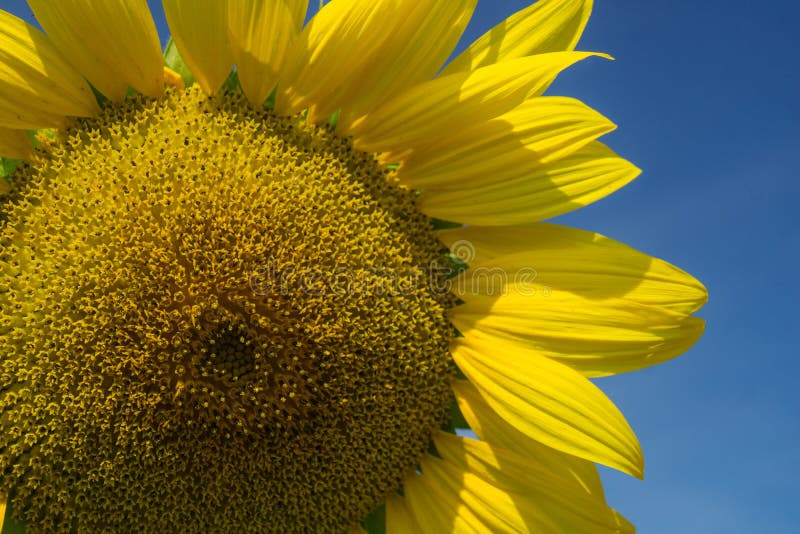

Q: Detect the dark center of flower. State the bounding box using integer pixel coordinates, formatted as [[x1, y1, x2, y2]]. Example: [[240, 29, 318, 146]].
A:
[[0, 87, 455, 533]]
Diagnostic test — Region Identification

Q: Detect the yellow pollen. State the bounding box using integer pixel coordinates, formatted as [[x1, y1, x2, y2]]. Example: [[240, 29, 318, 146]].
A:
[[0, 86, 455, 532]]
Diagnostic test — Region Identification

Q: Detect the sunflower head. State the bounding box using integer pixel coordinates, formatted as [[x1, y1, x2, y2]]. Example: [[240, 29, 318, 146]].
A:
[[1, 1, 706, 532]]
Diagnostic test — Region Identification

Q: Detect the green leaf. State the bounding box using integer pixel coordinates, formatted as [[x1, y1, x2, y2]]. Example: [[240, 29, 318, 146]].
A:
[[0, 158, 19, 178], [441, 393, 470, 433], [447, 395, 470, 429], [163, 37, 195, 88], [89, 84, 109, 107], [265, 87, 278, 110], [445, 253, 469, 279], [362, 502, 386, 534], [328, 109, 341, 129], [222, 69, 241, 94], [432, 218, 463, 230]]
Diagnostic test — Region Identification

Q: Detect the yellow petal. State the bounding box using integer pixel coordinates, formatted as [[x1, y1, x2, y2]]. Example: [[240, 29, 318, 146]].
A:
[[403, 465, 486, 533], [349, 52, 606, 156], [27, 0, 164, 101], [0, 492, 6, 533], [433, 431, 634, 532], [445, 222, 708, 315], [451, 332, 644, 477], [278, 0, 475, 119], [163, 0, 234, 95], [398, 96, 615, 189], [452, 379, 605, 498], [334, 0, 477, 132], [419, 453, 621, 533], [286, 0, 308, 28], [0, 128, 32, 160], [228, 0, 299, 106], [451, 285, 705, 378], [444, 222, 707, 377], [417, 141, 639, 225], [443, 0, 594, 75], [276, 0, 402, 116], [0, 10, 98, 129], [385, 494, 423, 534]]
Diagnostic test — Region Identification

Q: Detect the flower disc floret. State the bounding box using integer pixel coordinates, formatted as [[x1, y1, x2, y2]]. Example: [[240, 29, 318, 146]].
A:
[[0, 87, 454, 533]]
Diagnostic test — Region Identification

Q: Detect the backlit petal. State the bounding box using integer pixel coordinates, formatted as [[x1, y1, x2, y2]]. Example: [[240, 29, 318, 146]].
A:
[[386, 493, 423, 534], [445, 223, 707, 376], [443, 222, 708, 315], [334, 0, 477, 132], [228, 0, 299, 105], [277, 0, 404, 116], [451, 332, 644, 477], [349, 52, 607, 157], [451, 287, 705, 378], [433, 431, 634, 532], [0, 10, 98, 129], [403, 465, 486, 533], [27, 0, 163, 100], [278, 0, 475, 119], [399, 97, 616, 189], [443, 0, 594, 75], [417, 141, 639, 224], [452, 379, 605, 498], [413, 452, 625, 533], [163, 0, 234, 95]]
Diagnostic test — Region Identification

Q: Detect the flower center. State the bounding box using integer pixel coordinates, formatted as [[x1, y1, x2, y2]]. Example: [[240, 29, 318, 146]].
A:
[[0, 87, 455, 532]]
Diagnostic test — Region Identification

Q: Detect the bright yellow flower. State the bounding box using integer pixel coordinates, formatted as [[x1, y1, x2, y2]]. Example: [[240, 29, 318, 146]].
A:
[[0, 0, 707, 532]]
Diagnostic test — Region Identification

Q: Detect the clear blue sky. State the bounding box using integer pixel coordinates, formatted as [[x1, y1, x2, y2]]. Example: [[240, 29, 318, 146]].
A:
[[6, 1, 798, 532]]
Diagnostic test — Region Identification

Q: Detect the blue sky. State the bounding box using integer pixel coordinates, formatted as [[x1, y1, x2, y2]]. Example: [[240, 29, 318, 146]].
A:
[[544, 2, 799, 532], [5, 1, 799, 532]]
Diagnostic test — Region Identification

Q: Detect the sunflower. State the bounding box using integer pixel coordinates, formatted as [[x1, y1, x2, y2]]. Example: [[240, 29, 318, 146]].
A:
[[0, 0, 707, 532]]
